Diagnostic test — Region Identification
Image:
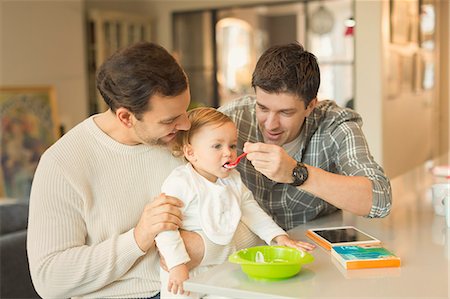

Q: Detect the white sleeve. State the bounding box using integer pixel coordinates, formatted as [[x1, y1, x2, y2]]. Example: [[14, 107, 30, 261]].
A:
[[238, 180, 287, 245], [155, 169, 191, 269], [155, 231, 190, 270]]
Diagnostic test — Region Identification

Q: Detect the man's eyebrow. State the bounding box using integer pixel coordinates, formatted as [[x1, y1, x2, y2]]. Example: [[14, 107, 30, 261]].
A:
[[256, 102, 296, 113], [256, 102, 269, 110], [279, 108, 296, 113], [159, 115, 180, 123]]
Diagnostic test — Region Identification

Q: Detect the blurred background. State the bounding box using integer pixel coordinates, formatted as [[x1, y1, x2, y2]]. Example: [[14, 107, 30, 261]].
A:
[[0, 0, 448, 194]]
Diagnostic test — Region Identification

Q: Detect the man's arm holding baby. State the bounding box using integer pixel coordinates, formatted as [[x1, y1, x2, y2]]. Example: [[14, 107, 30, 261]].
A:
[[160, 223, 261, 271]]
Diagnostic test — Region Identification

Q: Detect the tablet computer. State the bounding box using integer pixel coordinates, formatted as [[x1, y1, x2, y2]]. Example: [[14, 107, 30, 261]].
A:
[[306, 226, 381, 250]]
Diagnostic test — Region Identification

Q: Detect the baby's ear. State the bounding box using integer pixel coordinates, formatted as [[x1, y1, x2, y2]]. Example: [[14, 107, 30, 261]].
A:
[[183, 144, 196, 163]]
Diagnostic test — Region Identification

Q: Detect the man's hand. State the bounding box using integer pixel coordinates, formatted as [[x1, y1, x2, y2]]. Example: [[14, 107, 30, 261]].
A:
[[244, 142, 373, 217], [134, 193, 183, 252], [243, 142, 297, 183]]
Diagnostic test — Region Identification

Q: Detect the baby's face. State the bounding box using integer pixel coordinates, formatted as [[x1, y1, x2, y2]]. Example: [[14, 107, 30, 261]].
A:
[[187, 122, 238, 182]]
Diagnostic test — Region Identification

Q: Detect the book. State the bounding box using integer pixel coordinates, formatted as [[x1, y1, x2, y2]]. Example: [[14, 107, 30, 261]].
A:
[[331, 245, 401, 270], [331, 255, 402, 279], [306, 226, 381, 250], [331, 257, 401, 279]]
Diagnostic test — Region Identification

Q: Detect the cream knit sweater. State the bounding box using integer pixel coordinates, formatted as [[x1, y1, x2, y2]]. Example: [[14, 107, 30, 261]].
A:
[[27, 116, 259, 299]]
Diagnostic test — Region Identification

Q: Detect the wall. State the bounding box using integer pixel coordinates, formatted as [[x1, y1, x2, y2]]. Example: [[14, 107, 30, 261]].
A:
[[85, 0, 153, 14], [354, 1, 383, 165], [0, 0, 87, 131], [448, 1, 450, 155], [439, 0, 450, 157]]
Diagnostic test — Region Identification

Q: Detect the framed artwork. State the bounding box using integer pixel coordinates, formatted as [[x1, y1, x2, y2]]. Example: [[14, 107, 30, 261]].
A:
[[400, 54, 415, 93], [422, 60, 435, 90], [0, 86, 60, 200], [414, 53, 423, 93], [419, 1, 435, 50], [413, 51, 435, 91], [390, 0, 419, 45]]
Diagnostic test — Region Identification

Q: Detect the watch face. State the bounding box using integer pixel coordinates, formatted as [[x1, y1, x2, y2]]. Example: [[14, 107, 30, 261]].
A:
[[292, 162, 308, 186]]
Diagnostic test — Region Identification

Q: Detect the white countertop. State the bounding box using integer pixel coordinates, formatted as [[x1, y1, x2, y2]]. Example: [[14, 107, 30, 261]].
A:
[[184, 162, 450, 298]]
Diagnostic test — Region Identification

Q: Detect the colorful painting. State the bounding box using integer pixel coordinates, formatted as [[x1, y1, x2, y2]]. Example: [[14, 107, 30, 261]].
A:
[[0, 87, 59, 200]]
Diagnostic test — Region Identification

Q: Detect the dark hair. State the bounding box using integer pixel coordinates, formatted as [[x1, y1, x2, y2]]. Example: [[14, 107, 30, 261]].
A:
[[252, 42, 320, 105], [96, 42, 188, 120]]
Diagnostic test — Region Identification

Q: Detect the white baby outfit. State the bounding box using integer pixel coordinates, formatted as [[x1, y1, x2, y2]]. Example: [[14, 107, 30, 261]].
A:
[[156, 163, 286, 298]]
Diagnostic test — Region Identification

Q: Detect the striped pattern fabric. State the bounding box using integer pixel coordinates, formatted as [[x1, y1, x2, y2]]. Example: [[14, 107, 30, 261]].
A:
[[220, 96, 392, 230]]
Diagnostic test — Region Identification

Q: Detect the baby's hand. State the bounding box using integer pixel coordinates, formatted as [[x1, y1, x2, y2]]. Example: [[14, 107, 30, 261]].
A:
[[168, 264, 190, 296], [274, 235, 315, 252]]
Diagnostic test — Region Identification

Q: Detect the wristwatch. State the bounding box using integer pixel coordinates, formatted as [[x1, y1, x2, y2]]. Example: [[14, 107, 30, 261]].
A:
[[290, 161, 309, 186]]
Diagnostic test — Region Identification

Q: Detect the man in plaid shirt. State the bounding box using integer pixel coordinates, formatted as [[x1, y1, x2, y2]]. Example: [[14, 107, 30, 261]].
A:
[[219, 43, 391, 230]]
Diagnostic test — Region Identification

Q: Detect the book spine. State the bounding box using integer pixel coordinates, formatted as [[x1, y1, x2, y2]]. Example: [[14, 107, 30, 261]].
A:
[[345, 259, 401, 270]]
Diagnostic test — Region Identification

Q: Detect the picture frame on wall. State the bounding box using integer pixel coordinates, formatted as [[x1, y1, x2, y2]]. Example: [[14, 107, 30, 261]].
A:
[[414, 52, 435, 91], [0, 86, 60, 200], [422, 60, 435, 90], [418, 1, 435, 50], [414, 53, 424, 93], [390, 0, 419, 45], [400, 54, 415, 93]]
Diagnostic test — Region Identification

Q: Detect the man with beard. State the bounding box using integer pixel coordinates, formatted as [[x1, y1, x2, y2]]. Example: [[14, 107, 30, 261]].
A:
[[27, 42, 257, 299]]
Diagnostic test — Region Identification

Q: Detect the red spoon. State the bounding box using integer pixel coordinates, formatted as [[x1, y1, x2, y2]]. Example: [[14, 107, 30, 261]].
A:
[[223, 152, 248, 169]]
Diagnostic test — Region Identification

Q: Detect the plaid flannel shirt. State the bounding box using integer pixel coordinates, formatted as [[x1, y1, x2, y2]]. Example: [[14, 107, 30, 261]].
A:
[[219, 96, 392, 230]]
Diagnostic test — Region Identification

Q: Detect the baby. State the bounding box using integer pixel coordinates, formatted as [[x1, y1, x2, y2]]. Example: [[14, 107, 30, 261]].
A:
[[155, 107, 314, 298]]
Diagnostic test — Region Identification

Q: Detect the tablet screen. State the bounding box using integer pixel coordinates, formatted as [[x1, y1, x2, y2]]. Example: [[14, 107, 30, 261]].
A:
[[313, 227, 375, 243]]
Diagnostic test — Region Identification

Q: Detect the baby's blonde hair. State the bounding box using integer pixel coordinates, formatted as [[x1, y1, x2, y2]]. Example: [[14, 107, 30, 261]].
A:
[[173, 107, 234, 157]]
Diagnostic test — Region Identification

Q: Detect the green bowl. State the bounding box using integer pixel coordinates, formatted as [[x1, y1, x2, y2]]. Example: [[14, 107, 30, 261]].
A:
[[228, 245, 314, 281]]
